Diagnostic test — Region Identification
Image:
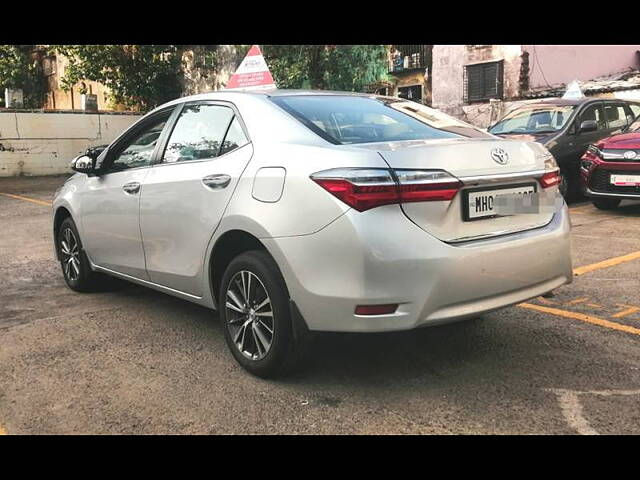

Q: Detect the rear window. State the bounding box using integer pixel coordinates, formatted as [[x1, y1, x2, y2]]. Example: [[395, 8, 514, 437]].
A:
[[271, 95, 491, 145]]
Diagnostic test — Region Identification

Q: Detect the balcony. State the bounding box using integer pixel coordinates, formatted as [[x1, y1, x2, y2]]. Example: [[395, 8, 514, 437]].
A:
[[389, 45, 431, 74]]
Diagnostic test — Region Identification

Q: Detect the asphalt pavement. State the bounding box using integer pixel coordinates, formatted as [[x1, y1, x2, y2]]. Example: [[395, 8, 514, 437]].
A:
[[1, 175, 639, 434]]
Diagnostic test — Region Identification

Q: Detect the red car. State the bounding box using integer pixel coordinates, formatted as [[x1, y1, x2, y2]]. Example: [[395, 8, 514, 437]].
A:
[[581, 115, 640, 209]]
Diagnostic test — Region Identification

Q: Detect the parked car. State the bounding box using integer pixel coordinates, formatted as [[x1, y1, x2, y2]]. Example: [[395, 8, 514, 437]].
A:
[[489, 98, 640, 199], [580, 114, 640, 209], [53, 90, 572, 377]]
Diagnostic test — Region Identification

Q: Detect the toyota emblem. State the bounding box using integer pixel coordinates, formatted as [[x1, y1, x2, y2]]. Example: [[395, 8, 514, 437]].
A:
[[623, 150, 637, 160], [491, 147, 509, 165]]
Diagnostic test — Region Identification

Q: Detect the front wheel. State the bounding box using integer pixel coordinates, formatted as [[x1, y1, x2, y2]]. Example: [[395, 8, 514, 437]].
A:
[[57, 217, 103, 292], [592, 197, 621, 210], [219, 250, 302, 378]]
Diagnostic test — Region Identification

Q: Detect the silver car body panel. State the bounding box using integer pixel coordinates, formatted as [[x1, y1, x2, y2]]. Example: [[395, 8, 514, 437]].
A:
[[53, 89, 573, 333]]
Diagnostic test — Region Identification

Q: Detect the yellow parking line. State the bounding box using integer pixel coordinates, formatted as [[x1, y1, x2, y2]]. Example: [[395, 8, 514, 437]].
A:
[[518, 302, 640, 336], [573, 250, 640, 276], [0, 192, 52, 207], [612, 306, 640, 319]]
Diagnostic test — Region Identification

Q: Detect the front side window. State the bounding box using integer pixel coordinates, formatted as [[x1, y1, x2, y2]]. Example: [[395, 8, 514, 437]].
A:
[[271, 95, 492, 145], [108, 114, 170, 171], [578, 103, 606, 131], [604, 104, 630, 129], [489, 105, 576, 135], [161, 104, 236, 163], [628, 115, 640, 133]]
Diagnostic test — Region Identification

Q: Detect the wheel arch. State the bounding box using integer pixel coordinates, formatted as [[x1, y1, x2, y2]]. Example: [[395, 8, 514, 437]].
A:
[[53, 205, 74, 260], [209, 229, 282, 309]]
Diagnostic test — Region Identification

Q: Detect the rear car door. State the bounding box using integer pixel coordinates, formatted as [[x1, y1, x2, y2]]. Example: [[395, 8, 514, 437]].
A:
[[139, 101, 253, 296], [80, 109, 174, 278]]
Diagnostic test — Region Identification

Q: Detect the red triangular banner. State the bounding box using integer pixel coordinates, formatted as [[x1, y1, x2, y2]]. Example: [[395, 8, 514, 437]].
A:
[[225, 45, 276, 91]]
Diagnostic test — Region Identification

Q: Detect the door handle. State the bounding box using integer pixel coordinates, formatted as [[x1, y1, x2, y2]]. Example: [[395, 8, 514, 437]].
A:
[[122, 182, 141, 195], [202, 174, 231, 190]]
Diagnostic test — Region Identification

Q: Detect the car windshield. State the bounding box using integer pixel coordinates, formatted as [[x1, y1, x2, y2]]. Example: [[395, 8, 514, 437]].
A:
[[271, 95, 493, 145], [489, 105, 576, 135]]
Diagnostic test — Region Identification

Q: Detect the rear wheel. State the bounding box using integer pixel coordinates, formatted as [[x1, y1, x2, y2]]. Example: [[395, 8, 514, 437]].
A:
[[219, 250, 302, 378], [592, 197, 621, 210]]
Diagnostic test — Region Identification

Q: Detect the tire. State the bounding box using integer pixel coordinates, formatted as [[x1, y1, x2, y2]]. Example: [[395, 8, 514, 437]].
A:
[[592, 197, 621, 210], [57, 217, 105, 292], [219, 250, 302, 378]]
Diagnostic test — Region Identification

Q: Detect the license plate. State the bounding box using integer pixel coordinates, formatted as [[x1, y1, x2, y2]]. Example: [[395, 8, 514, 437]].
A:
[[465, 184, 537, 220], [610, 174, 640, 186]]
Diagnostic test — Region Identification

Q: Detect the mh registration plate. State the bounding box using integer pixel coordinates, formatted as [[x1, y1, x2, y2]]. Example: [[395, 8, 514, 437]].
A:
[[464, 184, 537, 220], [610, 174, 640, 186]]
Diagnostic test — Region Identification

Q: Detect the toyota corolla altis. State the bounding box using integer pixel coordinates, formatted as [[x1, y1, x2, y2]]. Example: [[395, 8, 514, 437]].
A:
[[53, 90, 573, 377]]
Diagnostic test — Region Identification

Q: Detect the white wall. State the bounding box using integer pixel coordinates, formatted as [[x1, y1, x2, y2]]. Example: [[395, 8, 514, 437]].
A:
[[0, 111, 142, 176]]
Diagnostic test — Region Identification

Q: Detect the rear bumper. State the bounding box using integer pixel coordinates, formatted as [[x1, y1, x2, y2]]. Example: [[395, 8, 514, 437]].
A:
[[264, 203, 572, 333], [584, 187, 640, 201]]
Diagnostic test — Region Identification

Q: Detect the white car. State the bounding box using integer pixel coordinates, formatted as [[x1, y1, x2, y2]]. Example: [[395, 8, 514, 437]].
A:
[[53, 90, 572, 377]]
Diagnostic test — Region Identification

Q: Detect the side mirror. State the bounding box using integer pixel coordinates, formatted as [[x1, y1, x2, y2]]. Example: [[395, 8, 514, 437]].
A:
[[579, 120, 598, 133], [70, 154, 95, 174]]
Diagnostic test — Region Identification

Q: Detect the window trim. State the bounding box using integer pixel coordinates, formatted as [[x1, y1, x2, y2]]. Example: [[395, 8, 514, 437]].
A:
[[152, 99, 252, 167]]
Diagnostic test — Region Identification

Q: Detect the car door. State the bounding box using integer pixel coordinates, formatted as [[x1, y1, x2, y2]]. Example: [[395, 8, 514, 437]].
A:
[[556, 102, 607, 173], [139, 101, 253, 296], [79, 109, 174, 279]]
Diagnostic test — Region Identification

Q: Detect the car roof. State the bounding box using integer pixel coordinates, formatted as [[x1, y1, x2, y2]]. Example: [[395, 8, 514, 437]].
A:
[[522, 97, 640, 107]]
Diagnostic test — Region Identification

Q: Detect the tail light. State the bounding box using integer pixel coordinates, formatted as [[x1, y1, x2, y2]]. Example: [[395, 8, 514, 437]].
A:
[[539, 170, 561, 188], [311, 168, 461, 212]]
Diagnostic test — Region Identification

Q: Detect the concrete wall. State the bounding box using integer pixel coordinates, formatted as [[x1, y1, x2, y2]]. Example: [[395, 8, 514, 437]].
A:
[[432, 45, 524, 116], [523, 45, 640, 88], [0, 111, 142, 176]]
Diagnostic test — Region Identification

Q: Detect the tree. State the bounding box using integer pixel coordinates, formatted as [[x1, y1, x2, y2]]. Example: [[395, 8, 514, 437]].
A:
[[262, 45, 389, 92], [0, 45, 45, 108], [53, 45, 183, 111]]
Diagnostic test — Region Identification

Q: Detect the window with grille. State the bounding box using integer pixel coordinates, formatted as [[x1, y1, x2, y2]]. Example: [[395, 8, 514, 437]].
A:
[[463, 60, 504, 103]]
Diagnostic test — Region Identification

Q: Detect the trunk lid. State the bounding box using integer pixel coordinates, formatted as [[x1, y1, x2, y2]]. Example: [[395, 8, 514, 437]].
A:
[[352, 138, 556, 243]]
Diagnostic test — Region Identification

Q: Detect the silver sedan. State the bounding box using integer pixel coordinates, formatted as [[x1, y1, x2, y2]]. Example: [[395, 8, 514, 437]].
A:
[[53, 90, 572, 377]]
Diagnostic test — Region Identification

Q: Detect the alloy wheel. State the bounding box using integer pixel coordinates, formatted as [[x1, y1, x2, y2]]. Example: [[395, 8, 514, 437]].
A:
[[225, 270, 274, 361], [60, 227, 81, 281]]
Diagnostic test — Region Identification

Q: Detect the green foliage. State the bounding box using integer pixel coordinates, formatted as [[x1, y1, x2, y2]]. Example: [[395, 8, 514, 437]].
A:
[[0, 45, 45, 108], [53, 45, 183, 110], [262, 45, 389, 91]]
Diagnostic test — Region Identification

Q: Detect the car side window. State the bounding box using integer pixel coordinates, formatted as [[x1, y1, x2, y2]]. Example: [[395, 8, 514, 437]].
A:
[[629, 104, 640, 119], [219, 116, 249, 156], [108, 114, 170, 171], [161, 104, 235, 163], [604, 103, 630, 129], [578, 103, 606, 131]]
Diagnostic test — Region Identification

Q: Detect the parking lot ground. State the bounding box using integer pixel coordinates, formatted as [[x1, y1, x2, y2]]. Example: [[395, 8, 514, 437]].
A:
[[1, 175, 639, 434]]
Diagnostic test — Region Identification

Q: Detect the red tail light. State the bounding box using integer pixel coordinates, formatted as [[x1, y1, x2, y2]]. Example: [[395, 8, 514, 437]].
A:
[[539, 170, 561, 189], [311, 168, 461, 212]]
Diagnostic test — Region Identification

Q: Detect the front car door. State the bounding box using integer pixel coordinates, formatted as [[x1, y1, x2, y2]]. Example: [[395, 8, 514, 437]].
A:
[[79, 109, 174, 278], [139, 101, 253, 296]]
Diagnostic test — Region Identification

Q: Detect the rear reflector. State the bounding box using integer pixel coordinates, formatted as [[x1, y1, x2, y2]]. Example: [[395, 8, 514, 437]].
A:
[[311, 168, 461, 212], [539, 170, 561, 188], [355, 304, 398, 315]]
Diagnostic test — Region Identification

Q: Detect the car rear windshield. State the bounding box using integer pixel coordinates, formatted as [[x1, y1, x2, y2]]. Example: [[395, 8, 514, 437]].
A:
[[271, 95, 492, 145], [489, 105, 576, 135]]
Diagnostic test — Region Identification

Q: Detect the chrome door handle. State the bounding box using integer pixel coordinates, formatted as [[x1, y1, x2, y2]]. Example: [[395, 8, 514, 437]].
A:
[[123, 182, 141, 194], [202, 174, 231, 190]]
